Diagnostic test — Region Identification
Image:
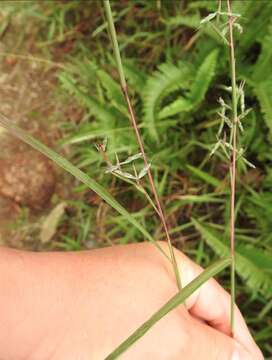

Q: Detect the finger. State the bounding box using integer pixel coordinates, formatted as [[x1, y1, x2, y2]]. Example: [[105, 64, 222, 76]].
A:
[[168, 246, 263, 359], [189, 317, 256, 360]]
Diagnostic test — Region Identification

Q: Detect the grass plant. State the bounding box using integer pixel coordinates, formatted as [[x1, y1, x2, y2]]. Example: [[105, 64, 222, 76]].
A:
[[0, 0, 271, 356], [103, 0, 181, 290]]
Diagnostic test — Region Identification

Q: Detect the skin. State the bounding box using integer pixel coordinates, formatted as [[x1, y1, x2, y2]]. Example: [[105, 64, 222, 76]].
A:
[[0, 242, 263, 360]]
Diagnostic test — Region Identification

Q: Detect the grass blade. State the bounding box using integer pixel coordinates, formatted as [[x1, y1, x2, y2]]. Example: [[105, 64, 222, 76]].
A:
[[105, 257, 231, 359], [187, 164, 221, 188], [0, 113, 168, 259]]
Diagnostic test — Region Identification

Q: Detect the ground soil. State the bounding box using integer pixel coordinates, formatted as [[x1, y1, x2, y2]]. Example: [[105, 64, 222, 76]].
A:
[[0, 14, 73, 249]]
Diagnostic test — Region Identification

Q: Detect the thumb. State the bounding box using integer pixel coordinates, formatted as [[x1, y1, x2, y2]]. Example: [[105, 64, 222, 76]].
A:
[[189, 318, 256, 360]]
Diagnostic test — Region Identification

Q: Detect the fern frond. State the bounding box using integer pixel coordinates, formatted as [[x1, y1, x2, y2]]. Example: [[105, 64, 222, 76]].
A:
[[192, 218, 272, 298], [96, 69, 125, 108], [158, 50, 218, 120], [253, 22, 272, 82], [254, 76, 272, 138], [143, 62, 192, 141], [123, 60, 146, 95], [239, 1, 272, 51], [249, 191, 272, 216], [159, 98, 193, 119], [189, 49, 218, 105]]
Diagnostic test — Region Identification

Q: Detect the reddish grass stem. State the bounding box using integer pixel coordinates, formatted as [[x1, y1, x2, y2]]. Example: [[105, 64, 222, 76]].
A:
[[103, 0, 182, 290], [122, 85, 182, 290], [227, 0, 237, 335]]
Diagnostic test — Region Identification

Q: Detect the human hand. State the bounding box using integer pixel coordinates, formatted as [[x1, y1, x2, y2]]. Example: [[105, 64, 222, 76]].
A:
[[0, 242, 263, 359]]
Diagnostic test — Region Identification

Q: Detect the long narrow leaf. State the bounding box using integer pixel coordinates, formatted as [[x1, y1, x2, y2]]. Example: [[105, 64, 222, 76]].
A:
[[105, 257, 231, 359], [0, 113, 168, 259], [187, 164, 221, 187]]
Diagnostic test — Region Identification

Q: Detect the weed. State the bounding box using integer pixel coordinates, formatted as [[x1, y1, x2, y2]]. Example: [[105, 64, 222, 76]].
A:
[[0, 0, 271, 356]]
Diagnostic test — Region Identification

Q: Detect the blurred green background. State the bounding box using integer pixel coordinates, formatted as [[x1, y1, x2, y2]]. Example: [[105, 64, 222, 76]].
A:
[[0, 0, 271, 356]]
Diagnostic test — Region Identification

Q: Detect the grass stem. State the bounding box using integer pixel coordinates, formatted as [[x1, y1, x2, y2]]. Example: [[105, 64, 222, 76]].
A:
[[103, 0, 182, 290], [227, 0, 237, 336]]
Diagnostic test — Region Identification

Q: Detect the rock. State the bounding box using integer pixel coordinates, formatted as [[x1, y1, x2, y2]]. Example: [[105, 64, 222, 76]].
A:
[[0, 150, 56, 209]]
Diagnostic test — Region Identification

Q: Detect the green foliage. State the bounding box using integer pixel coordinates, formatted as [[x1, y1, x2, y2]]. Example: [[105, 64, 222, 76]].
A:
[[59, 70, 120, 124], [142, 61, 192, 141], [4, 0, 271, 355], [189, 50, 218, 106], [192, 219, 272, 298], [186, 165, 221, 188], [58, 58, 138, 162], [142, 50, 218, 141], [159, 50, 218, 120], [254, 79, 272, 138], [252, 23, 272, 82], [53, 0, 272, 300]]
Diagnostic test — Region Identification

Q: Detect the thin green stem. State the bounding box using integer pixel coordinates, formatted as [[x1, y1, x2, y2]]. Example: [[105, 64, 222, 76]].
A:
[[103, 0, 126, 88], [103, 0, 182, 290], [227, 0, 237, 336], [216, 0, 222, 25]]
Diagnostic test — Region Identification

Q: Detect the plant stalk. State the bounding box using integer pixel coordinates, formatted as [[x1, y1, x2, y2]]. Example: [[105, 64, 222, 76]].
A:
[[227, 0, 237, 336], [103, 0, 182, 290]]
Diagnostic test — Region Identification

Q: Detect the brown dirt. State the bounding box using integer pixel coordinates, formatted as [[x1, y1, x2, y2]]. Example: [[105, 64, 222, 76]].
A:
[[0, 10, 74, 248], [0, 150, 56, 209]]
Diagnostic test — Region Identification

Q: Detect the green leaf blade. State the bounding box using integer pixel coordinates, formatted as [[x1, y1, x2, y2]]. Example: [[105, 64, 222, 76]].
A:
[[0, 114, 167, 259]]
